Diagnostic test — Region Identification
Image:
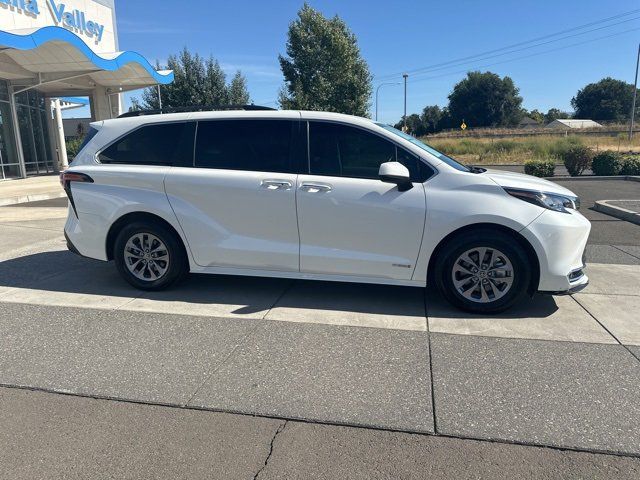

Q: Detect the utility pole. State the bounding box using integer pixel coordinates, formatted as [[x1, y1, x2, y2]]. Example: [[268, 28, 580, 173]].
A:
[[375, 82, 400, 121], [403, 73, 408, 131], [629, 42, 640, 141]]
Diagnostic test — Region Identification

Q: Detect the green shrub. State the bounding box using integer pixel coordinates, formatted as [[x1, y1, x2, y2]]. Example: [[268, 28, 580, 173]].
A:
[[591, 151, 622, 176], [66, 137, 84, 159], [620, 155, 640, 176], [524, 160, 555, 178], [563, 146, 593, 176]]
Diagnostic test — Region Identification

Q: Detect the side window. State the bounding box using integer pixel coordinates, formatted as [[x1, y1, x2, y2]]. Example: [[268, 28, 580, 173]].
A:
[[99, 122, 194, 166], [396, 147, 434, 182], [309, 122, 395, 179], [195, 120, 295, 173]]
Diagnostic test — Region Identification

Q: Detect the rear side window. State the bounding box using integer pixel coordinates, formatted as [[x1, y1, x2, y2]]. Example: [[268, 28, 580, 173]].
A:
[[99, 122, 194, 166], [78, 126, 99, 154], [195, 120, 295, 173]]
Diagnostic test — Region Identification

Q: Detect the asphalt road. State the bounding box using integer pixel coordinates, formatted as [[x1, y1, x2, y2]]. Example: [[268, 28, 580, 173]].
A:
[[2, 387, 639, 480]]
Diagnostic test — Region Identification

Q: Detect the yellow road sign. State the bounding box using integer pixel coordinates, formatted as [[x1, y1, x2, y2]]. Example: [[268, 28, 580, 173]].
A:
[[461, 121, 467, 130]]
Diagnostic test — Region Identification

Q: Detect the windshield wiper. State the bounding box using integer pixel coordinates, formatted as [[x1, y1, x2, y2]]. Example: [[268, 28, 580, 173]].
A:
[[467, 165, 487, 174]]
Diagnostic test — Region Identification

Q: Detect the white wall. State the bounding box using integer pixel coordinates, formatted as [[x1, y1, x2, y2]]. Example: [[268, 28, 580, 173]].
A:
[[0, 0, 117, 53]]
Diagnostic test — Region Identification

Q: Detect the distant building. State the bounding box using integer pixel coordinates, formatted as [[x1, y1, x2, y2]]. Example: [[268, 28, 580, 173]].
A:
[[518, 117, 540, 129], [545, 119, 603, 129], [63, 118, 92, 141]]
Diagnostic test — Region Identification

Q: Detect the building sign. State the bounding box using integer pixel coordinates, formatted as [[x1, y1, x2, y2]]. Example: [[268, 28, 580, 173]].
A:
[[47, 0, 105, 42], [0, 0, 107, 44], [0, 0, 40, 16]]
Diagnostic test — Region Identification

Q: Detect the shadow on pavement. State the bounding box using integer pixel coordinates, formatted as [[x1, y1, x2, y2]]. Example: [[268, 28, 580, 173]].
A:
[[0, 250, 559, 319]]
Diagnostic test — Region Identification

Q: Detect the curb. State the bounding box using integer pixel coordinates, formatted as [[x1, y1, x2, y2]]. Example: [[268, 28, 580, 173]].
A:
[[547, 176, 640, 182], [594, 200, 640, 225], [0, 191, 67, 207]]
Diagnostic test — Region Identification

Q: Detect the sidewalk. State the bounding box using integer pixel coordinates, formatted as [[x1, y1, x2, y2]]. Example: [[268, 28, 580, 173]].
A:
[[0, 175, 65, 207]]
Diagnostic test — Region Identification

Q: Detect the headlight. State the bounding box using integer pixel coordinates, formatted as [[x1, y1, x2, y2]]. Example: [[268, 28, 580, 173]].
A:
[[504, 188, 580, 213]]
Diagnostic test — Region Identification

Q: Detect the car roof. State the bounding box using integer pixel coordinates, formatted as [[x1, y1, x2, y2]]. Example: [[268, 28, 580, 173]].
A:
[[97, 110, 376, 129]]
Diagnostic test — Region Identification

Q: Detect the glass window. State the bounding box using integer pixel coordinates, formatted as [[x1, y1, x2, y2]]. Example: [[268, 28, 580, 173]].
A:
[[99, 122, 194, 166], [0, 81, 9, 102], [397, 146, 434, 182], [377, 123, 470, 172], [309, 122, 396, 179], [0, 101, 19, 178], [195, 120, 295, 173]]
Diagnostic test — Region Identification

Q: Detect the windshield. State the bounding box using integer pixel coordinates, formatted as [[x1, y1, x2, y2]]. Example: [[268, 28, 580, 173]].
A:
[[377, 123, 470, 172]]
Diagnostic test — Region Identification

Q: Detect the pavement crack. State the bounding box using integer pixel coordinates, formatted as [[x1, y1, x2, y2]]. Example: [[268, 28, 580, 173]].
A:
[[611, 244, 640, 261], [423, 289, 439, 435], [253, 420, 287, 480]]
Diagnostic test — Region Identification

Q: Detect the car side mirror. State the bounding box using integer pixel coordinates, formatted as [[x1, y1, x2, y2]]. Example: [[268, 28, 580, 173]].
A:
[[379, 162, 412, 191]]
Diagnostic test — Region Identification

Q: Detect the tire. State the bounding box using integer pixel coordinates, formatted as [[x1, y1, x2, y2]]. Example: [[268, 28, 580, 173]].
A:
[[434, 229, 531, 314], [113, 221, 187, 291]]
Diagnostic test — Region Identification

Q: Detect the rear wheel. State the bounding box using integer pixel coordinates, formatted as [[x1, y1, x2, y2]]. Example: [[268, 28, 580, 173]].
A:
[[114, 221, 187, 290], [434, 230, 530, 313]]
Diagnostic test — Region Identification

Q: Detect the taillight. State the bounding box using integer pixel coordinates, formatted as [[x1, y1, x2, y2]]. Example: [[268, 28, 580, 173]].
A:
[[60, 171, 94, 188], [60, 171, 93, 217]]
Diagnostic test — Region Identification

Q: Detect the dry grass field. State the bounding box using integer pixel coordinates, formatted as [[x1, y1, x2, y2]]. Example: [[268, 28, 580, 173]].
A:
[[422, 132, 640, 165]]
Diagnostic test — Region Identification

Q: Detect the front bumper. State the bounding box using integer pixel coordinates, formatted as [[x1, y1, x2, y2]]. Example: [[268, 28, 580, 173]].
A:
[[520, 209, 591, 293]]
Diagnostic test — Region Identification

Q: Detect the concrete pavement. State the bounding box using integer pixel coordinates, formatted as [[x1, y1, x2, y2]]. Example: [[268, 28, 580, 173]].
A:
[[0, 175, 65, 206], [1, 184, 640, 477]]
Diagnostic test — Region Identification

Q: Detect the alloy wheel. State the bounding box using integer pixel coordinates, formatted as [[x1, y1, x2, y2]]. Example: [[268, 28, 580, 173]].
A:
[[123, 232, 170, 281], [451, 247, 514, 303]]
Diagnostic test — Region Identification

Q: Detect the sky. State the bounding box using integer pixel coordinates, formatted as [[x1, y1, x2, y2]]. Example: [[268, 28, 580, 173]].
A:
[[69, 0, 640, 124]]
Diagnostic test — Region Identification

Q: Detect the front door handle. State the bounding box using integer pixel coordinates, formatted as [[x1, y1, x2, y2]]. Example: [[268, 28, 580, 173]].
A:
[[300, 182, 333, 193], [261, 179, 293, 190]]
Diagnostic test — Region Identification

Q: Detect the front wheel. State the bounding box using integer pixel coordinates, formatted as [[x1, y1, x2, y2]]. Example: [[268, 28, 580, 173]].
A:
[[434, 231, 531, 313], [114, 221, 187, 291]]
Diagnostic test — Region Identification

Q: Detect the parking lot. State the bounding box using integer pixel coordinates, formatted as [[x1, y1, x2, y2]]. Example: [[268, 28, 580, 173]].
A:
[[1, 180, 640, 478]]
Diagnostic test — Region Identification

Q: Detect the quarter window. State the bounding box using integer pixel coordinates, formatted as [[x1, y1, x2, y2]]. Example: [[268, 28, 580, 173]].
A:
[[195, 120, 295, 173], [99, 122, 194, 166]]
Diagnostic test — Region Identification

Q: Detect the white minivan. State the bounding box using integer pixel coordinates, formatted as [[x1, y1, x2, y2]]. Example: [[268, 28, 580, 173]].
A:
[[62, 108, 590, 313]]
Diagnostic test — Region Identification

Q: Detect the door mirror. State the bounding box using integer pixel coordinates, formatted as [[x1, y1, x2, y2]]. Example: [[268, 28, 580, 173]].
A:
[[379, 162, 412, 191]]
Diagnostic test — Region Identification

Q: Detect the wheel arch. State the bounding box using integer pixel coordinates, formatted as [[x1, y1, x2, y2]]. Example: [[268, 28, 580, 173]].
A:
[[426, 223, 540, 295], [106, 211, 189, 263]]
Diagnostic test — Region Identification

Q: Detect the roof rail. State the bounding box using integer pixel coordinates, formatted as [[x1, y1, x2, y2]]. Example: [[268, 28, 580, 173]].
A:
[[118, 104, 277, 119]]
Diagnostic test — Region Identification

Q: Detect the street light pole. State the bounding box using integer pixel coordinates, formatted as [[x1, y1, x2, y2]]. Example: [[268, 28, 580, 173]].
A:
[[375, 82, 401, 121], [403, 73, 408, 131], [629, 42, 640, 141]]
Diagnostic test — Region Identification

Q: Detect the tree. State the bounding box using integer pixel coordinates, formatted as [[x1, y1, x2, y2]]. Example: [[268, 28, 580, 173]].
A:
[[228, 72, 250, 104], [393, 114, 424, 135], [527, 109, 544, 124], [131, 47, 250, 110], [278, 4, 372, 116], [571, 77, 637, 121], [447, 71, 523, 128], [420, 105, 443, 133], [544, 108, 570, 124]]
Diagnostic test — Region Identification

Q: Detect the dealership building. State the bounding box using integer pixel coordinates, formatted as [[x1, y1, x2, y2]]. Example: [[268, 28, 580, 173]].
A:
[[0, 0, 173, 179]]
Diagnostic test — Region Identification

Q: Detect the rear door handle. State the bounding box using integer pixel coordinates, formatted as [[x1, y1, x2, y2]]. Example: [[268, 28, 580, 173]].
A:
[[300, 182, 333, 193], [261, 179, 293, 190]]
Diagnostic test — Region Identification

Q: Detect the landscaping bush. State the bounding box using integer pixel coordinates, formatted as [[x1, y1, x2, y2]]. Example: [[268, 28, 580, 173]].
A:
[[524, 160, 555, 178], [620, 155, 640, 176], [562, 146, 593, 176], [591, 151, 622, 176], [66, 137, 84, 159]]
